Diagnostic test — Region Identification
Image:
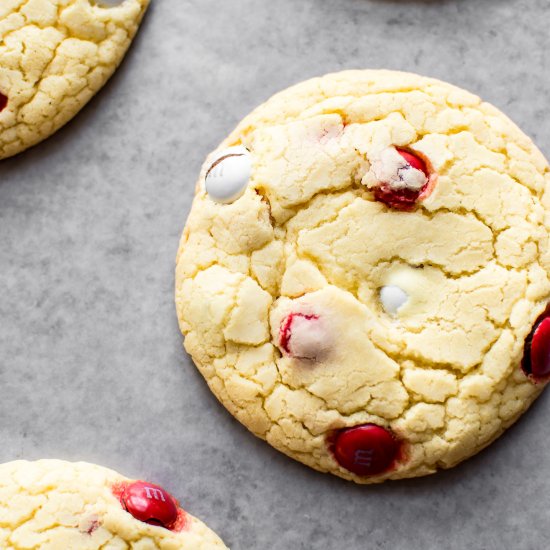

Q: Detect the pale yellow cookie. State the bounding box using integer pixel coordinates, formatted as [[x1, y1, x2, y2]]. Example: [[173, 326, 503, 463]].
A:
[[176, 70, 550, 483], [0, 460, 228, 549], [0, 0, 149, 160]]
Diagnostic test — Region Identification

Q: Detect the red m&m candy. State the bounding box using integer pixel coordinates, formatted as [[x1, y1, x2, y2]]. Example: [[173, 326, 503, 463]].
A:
[[374, 148, 431, 211], [395, 148, 428, 176], [0, 93, 7, 112], [332, 424, 400, 476], [279, 312, 322, 360], [522, 306, 550, 381], [121, 481, 179, 530]]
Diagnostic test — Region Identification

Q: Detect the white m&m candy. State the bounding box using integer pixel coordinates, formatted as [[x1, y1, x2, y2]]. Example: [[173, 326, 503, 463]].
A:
[[379, 285, 409, 316], [205, 146, 252, 203]]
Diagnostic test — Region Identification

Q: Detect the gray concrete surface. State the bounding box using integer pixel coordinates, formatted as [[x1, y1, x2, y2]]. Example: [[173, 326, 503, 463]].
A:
[[1, 0, 549, 548]]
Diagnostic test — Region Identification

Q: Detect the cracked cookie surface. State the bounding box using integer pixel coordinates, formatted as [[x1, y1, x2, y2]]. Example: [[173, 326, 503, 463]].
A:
[[175, 70, 550, 483], [0, 460, 228, 549], [0, 0, 149, 160]]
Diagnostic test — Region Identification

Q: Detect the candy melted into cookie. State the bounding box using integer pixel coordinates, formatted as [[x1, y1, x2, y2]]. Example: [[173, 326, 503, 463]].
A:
[[0, 0, 149, 160], [176, 70, 550, 483], [0, 460, 228, 549], [205, 146, 252, 203]]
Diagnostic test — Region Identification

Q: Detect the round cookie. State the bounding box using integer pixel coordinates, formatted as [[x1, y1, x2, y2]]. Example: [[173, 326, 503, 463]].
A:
[[175, 70, 550, 483], [0, 0, 149, 160], [0, 460, 228, 549]]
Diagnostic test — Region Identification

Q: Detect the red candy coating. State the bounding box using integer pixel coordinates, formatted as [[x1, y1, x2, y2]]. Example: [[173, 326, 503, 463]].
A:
[[522, 305, 550, 381], [530, 318, 550, 378], [0, 93, 7, 112], [374, 148, 430, 211], [279, 312, 319, 356], [332, 424, 400, 476], [396, 148, 428, 177], [120, 481, 179, 530]]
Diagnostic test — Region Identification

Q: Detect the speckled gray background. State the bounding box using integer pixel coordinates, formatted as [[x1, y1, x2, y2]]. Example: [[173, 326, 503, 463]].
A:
[[1, 0, 549, 548]]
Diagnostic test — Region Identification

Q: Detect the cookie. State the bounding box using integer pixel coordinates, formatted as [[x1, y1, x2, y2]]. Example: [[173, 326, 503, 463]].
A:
[[175, 70, 550, 483], [0, 0, 149, 160], [0, 460, 228, 549]]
